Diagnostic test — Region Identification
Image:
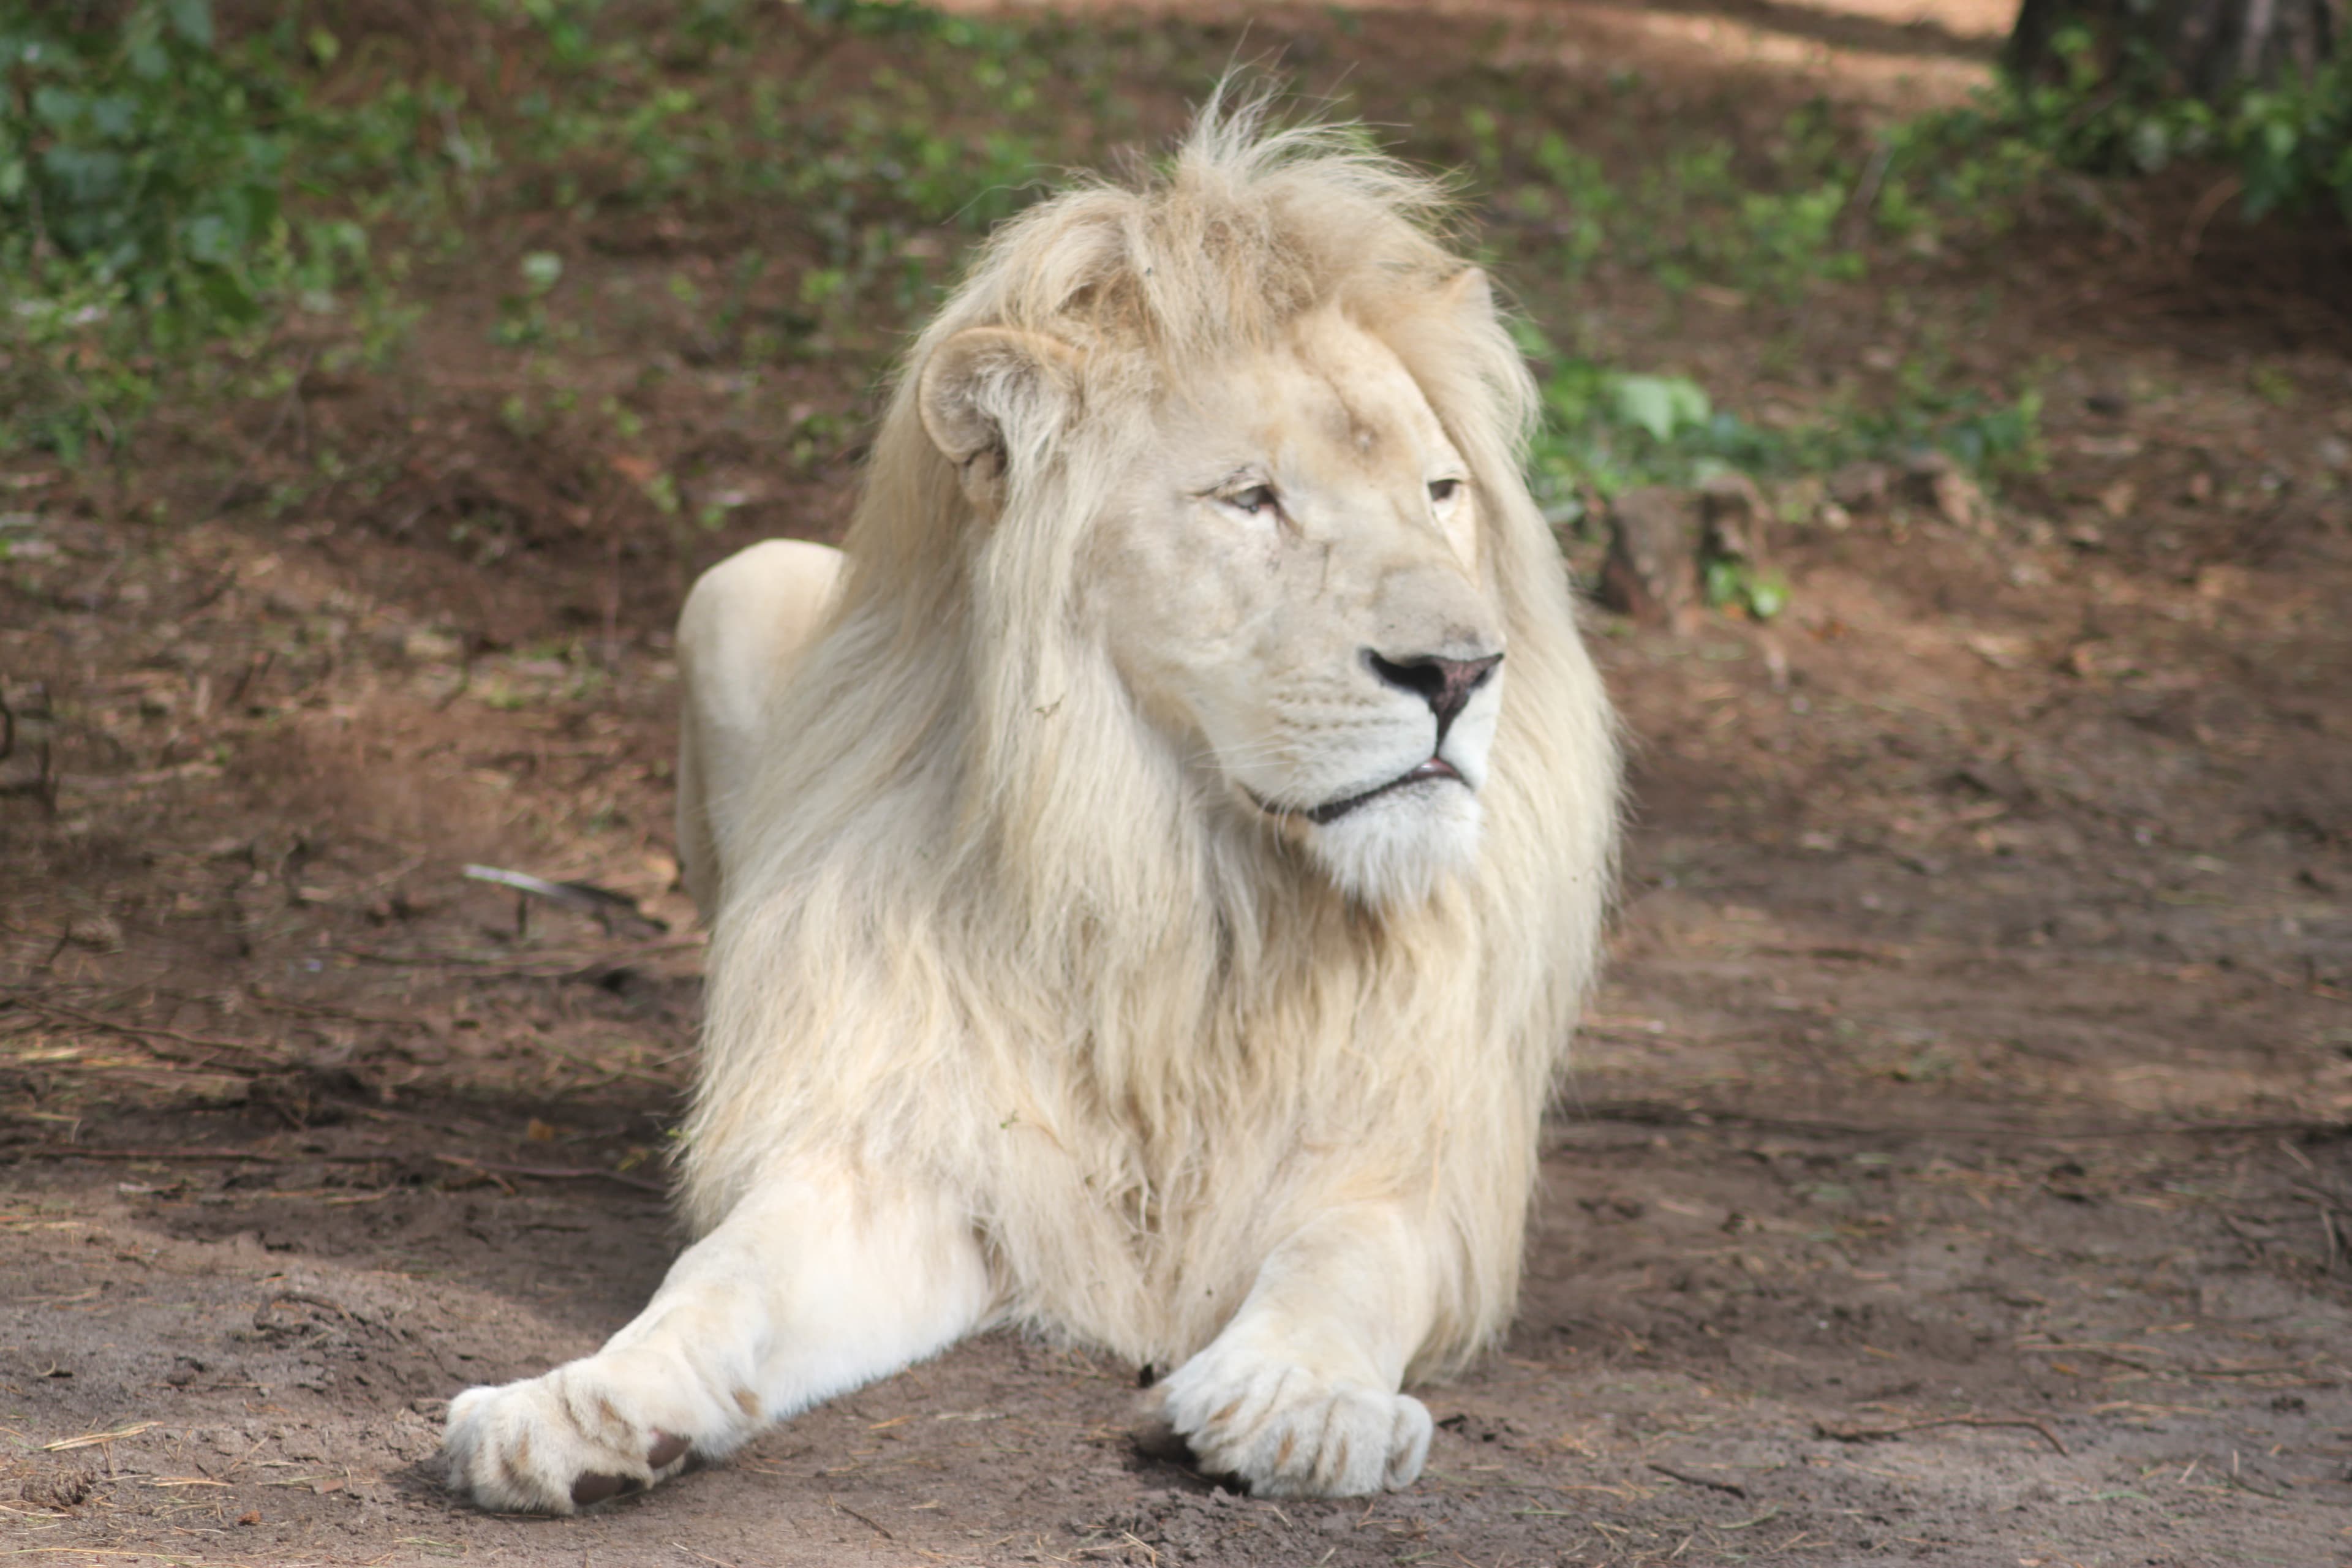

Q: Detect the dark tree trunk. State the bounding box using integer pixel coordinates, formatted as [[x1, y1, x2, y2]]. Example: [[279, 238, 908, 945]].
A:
[[2008, 0, 2344, 100]]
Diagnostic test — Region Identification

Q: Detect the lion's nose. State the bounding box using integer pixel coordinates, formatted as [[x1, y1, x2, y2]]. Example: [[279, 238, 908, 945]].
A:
[[1365, 649, 1502, 737]]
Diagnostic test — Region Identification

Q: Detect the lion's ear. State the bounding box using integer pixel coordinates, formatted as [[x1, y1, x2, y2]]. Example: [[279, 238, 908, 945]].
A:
[[1434, 266, 1496, 328], [917, 327, 1081, 508]]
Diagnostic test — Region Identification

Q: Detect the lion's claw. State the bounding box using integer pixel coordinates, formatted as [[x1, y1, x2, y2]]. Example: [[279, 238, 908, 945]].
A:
[[445, 1360, 710, 1513], [1158, 1348, 1431, 1498], [570, 1432, 687, 1506]]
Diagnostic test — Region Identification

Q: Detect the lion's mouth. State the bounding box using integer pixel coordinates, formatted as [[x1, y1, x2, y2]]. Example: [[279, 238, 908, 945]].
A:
[[1257, 757, 1465, 827]]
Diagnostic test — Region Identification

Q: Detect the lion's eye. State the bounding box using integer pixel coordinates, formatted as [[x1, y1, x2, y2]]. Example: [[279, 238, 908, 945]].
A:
[[1428, 478, 1464, 506], [1226, 484, 1279, 517]]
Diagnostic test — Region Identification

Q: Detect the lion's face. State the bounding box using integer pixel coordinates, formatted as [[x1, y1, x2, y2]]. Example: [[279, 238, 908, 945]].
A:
[[1090, 308, 1506, 905]]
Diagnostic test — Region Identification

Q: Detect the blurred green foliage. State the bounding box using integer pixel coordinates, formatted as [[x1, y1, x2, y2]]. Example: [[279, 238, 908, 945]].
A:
[[1518, 319, 2044, 524], [1994, 24, 2352, 222], [0, 0, 2307, 535], [0, 0, 439, 457]]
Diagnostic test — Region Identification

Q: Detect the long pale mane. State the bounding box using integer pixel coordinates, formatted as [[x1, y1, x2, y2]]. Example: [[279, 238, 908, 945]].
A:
[[681, 89, 1618, 1375]]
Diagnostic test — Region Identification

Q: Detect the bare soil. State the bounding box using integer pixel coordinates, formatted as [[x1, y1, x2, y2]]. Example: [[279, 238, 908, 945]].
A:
[[4, 1, 2350, 1564]]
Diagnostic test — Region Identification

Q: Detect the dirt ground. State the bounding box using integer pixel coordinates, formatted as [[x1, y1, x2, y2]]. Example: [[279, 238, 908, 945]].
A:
[[5, 1, 2351, 1564]]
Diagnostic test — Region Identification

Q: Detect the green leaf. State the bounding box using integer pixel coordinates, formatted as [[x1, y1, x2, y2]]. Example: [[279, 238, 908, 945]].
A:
[[165, 0, 216, 50], [1610, 374, 1710, 442], [32, 86, 85, 129]]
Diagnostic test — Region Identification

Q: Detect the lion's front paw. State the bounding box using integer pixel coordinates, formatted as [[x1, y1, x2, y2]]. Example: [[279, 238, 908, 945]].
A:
[[1156, 1348, 1432, 1498], [443, 1356, 699, 1513]]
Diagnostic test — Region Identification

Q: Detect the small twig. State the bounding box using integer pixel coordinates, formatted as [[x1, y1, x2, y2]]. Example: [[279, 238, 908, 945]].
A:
[[601, 530, 624, 670], [831, 1500, 894, 1540], [178, 559, 244, 616], [42, 1421, 160, 1452], [2180, 173, 2245, 266], [226, 649, 274, 709], [462, 864, 663, 932], [203, 351, 315, 518], [1645, 1462, 1747, 1498], [3, 1142, 666, 1195], [1838, 134, 1896, 247], [2219, 1212, 2267, 1259], [433, 644, 473, 712], [433, 1154, 666, 1194], [1816, 1415, 2068, 1456], [5, 1145, 386, 1167], [0, 992, 284, 1072], [1568, 1099, 2350, 1142], [244, 986, 425, 1031], [0, 683, 59, 816]]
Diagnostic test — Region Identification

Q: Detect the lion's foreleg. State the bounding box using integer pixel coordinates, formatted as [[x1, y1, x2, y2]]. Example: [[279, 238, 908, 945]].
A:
[[1155, 1204, 1439, 1497], [443, 1167, 990, 1513]]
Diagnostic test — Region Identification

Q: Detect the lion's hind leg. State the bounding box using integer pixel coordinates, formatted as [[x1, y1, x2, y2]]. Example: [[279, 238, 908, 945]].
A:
[[443, 1167, 991, 1513], [675, 538, 844, 921]]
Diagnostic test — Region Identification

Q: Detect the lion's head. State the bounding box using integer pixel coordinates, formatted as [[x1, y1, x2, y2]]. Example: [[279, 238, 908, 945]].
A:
[[845, 102, 1572, 912], [918, 288, 1509, 905]]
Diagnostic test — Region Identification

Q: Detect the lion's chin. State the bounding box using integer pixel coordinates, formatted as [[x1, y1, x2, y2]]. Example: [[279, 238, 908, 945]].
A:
[[1304, 785, 1483, 908]]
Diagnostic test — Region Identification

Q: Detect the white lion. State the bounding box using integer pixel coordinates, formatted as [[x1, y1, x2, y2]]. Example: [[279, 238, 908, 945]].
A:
[[443, 98, 1618, 1511]]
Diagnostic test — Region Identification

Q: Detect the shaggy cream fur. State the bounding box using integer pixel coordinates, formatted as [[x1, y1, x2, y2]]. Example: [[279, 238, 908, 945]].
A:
[[443, 92, 1618, 1513]]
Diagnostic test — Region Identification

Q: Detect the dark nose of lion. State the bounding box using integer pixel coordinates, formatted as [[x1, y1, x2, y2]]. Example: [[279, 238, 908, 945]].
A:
[[1365, 649, 1502, 737]]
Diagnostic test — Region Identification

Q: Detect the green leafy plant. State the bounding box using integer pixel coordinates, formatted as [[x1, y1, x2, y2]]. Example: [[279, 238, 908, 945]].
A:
[[1703, 557, 1790, 620], [0, 1, 416, 458], [1519, 319, 2044, 536], [1897, 26, 2352, 226]]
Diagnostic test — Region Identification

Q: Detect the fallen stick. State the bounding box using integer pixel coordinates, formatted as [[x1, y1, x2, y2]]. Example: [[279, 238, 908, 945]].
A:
[[433, 1154, 665, 1194], [43, 1421, 161, 1452], [4, 1145, 384, 1166], [1564, 1098, 2349, 1143], [0, 993, 284, 1072], [1816, 1415, 2068, 1455], [3, 1144, 665, 1194], [1645, 1461, 1747, 1497]]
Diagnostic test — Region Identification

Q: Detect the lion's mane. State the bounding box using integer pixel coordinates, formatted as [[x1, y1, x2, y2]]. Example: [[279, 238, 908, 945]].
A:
[[680, 98, 1619, 1378]]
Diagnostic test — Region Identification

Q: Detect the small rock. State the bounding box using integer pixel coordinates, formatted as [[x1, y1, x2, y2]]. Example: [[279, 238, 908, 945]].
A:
[[402, 629, 464, 664], [2317, 435, 2351, 473], [65, 914, 123, 952], [172, 1074, 249, 1107], [1698, 472, 1768, 564], [1829, 461, 1892, 513], [1598, 488, 1701, 630], [21, 1469, 97, 1510], [1904, 451, 1990, 534]]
